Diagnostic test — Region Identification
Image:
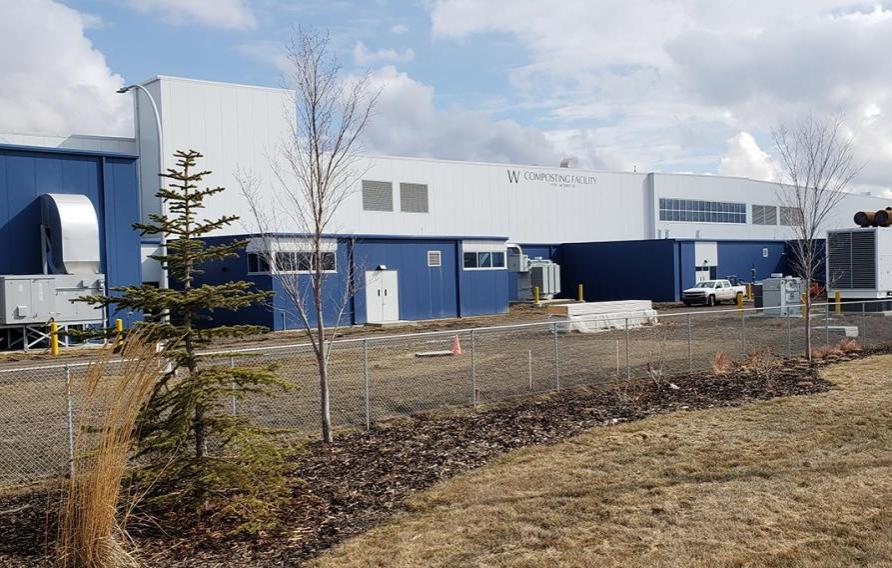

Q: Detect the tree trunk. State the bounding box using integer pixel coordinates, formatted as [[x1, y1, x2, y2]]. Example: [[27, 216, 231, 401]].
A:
[[804, 276, 812, 363], [318, 343, 332, 443]]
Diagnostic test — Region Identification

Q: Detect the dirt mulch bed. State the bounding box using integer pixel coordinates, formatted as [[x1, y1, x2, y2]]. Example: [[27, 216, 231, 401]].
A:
[[0, 353, 853, 567]]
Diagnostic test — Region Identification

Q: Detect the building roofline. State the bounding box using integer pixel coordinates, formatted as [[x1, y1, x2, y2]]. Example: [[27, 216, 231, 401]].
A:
[[0, 142, 138, 160], [138, 75, 293, 95]]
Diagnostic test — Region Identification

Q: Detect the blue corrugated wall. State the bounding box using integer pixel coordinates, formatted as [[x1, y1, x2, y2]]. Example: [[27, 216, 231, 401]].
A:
[[560, 239, 680, 302], [0, 146, 142, 326], [196, 235, 511, 330], [352, 238, 459, 324], [714, 241, 788, 283]]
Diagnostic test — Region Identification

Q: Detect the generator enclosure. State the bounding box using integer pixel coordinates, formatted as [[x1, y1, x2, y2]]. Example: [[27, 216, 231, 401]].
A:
[[827, 228, 892, 310], [0, 274, 105, 325]]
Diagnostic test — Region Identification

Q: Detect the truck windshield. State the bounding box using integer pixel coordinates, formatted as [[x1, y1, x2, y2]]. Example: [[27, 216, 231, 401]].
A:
[[694, 281, 717, 288]]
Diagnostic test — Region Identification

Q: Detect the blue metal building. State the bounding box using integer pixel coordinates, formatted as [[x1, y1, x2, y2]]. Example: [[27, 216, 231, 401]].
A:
[[0, 143, 142, 327]]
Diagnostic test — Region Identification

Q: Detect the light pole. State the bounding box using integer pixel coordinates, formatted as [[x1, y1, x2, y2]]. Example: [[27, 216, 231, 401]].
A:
[[117, 84, 169, 292]]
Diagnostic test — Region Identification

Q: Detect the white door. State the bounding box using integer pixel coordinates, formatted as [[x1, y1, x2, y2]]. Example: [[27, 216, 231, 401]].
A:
[[365, 270, 400, 323]]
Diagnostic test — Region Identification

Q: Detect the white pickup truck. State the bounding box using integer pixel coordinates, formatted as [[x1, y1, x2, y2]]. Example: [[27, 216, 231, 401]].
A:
[[682, 279, 746, 307]]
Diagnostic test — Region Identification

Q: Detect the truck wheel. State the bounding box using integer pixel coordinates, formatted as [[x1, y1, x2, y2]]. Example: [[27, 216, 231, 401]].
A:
[[707, 295, 716, 307]]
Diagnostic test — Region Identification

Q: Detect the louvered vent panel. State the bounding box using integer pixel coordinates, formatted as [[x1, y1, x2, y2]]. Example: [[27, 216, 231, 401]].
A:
[[827, 232, 852, 288], [400, 183, 429, 213], [362, 180, 393, 211], [851, 231, 876, 288]]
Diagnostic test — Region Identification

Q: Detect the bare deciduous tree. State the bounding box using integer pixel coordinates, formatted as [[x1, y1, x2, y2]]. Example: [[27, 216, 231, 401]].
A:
[[773, 114, 862, 362], [240, 28, 378, 443]]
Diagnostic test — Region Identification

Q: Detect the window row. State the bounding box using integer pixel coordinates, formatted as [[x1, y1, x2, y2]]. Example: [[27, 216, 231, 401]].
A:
[[659, 210, 746, 223], [247, 251, 337, 274], [463, 251, 506, 270], [362, 180, 429, 213], [659, 198, 746, 214]]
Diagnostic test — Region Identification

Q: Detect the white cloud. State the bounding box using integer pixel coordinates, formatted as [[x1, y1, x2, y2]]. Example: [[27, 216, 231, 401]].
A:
[[0, 0, 130, 136], [428, 0, 892, 187], [360, 66, 560, 166], [128, 0, 256, 30], [719, 132, 777, 182], [391, 23, 409, 34], [353, 42, 414, 66]]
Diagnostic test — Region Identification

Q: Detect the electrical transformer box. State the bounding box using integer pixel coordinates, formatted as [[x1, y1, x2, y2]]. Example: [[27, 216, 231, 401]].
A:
[[0, 274, 105, 325]]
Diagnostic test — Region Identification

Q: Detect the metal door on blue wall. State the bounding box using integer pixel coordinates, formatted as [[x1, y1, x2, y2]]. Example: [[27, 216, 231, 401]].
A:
[[365, 270, 399, 323]]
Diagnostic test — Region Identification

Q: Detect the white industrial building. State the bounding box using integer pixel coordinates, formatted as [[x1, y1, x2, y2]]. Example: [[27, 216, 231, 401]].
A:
[[1, 75, 888, 334]]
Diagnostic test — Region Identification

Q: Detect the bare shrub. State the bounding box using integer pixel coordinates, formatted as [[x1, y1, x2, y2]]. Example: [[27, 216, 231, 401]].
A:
[[712, 352, 731, 375], [743, 350, 782, 382], [57, 334, 161, 568], [811, 345, 843, 360], [839, 338, 862, 353]]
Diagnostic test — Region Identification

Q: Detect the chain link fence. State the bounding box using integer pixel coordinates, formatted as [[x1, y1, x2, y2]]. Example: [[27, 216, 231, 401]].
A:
[[2, 299, 891, 488]]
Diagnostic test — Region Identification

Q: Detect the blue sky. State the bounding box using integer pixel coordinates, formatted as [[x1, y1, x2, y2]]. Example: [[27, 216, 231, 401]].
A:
[[3, 0, 892, 192]]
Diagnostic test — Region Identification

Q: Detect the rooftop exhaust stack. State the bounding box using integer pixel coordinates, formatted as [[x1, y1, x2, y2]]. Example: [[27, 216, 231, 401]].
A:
[[40, 193, 101, 275], [559, 157, 578, 168]]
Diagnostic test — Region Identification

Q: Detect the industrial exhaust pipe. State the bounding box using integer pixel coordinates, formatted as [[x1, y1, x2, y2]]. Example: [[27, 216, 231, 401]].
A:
[[854, 208, 892, 227], [875, 207, 892, 227], [854, 211, 876, 227]]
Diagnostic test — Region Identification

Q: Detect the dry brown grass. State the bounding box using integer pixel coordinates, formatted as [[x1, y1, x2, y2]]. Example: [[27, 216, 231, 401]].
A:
[[57, 335, 161, 568], [312, 355, 892, 568], [711, 351, 731, 374]]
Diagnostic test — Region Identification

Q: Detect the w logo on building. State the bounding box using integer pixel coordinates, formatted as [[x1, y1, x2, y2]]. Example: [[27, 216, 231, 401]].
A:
[[506, 169, 521, 183]]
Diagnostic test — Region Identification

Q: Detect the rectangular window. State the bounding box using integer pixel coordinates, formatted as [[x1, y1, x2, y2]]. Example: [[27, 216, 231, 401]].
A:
[[463, 252, 478, 269], [491, 251, 505, 268], [658, 197, 746, 224], [400, 183, 429, 213], [319, 252, 337, 271], [362, 180, 393, 211], [427, 250, 442, 267], [270, 251, 336, 273], [247, 253, 270, 274]]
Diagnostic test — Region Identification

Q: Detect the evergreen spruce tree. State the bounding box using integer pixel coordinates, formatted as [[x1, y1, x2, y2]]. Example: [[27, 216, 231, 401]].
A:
[[81, 149, 290, 524]]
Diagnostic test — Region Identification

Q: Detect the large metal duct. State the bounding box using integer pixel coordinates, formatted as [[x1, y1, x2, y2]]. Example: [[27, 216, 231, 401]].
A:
[[854, 208, 892, 227], [39, 194, 101, 275], [875, 207, 892, 227]]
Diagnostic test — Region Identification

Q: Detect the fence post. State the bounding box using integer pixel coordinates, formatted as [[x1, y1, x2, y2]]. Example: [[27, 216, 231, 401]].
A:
[[687, 315, 693, 372], [65, 365, 74, 478], [624, 317, 630, 380], [825, 303, 830, 347], [786, 309, 792, 359], [229, 356, 236, 416], [470, 330, 477, 407], [741, 315, 747, 358], [553, 322, 560, 391], [363, 339, 370, 430], [527, 349, 533, 390], [862, 302, 867, 347]]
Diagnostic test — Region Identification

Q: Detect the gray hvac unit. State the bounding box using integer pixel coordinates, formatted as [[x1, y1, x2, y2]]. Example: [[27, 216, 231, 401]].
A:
[[0, 193, 106, 327], [0, 274, 105, 325]]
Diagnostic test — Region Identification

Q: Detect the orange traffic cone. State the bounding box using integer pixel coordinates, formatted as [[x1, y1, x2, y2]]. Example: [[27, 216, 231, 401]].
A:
[[451, 335, 462, 356]]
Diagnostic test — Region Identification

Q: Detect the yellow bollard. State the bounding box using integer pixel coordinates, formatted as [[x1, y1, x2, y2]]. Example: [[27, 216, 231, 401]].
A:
[[534, 286, 540, 305], [577, 283, 584, 302], [746, 283, 752, 300], [736, 292, 744, 309], [115, 318, 123, 348], [50, 320, 59, 356]]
